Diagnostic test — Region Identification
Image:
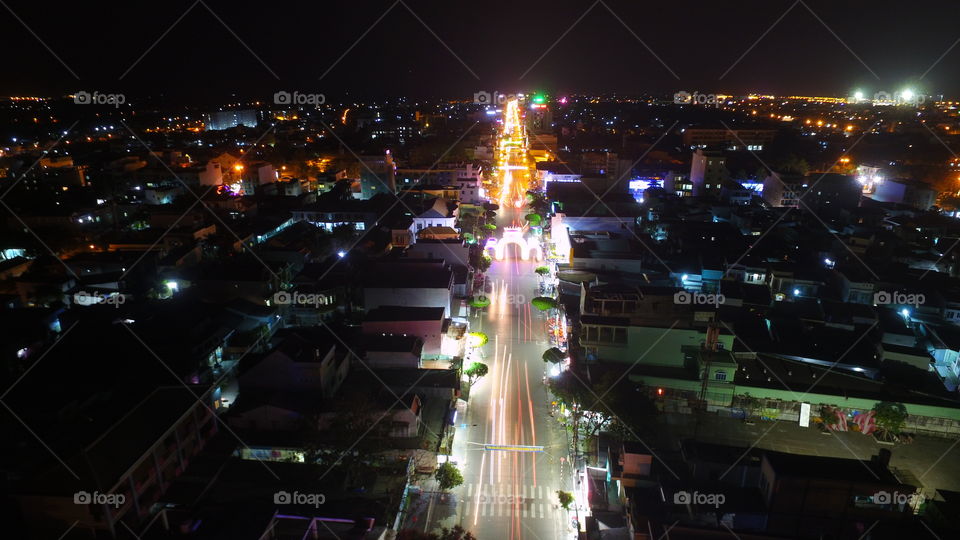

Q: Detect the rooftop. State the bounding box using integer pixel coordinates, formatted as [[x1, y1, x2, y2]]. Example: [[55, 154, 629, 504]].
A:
[[364, 305, 445, 322]]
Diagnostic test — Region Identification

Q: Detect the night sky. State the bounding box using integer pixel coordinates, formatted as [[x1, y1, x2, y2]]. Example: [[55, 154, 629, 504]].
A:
[[3, 0, 960, 101]]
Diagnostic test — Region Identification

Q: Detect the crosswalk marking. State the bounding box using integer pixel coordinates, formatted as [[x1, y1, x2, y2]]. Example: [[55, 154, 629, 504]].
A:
[[462, 483, 555, 520], [464, 483, 550, 499]]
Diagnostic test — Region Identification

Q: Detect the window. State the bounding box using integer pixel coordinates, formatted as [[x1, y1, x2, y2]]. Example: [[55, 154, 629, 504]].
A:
[[715, 371, 726, 381]]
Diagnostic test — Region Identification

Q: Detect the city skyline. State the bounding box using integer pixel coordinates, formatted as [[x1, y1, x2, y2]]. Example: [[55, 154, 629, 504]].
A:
[[5, 2, 960, 540]]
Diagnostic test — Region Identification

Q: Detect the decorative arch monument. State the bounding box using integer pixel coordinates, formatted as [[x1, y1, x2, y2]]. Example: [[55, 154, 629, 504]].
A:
[[486, 227, 543, 261]]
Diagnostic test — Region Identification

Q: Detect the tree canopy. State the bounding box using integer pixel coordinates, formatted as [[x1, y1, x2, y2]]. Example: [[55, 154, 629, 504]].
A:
[[435, 461, 464, 491], [466, 332, 489, 348], [465, 362, 489, 383], [542, 347, 566, 364], [548, 370, 658, 453], [874, 401, 908, 439], [531, 296, 557, 311], [469, 250, 492, 273], [469, 295, 491, 308]]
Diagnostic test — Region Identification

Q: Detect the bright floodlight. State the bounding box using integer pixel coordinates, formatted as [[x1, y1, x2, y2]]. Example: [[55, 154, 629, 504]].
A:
[[901, 308, 910, 318], [853, 91, 864, 101], [337, 251, 346, 258], [793, 288, 800, 296], [901, 89, 915, 101]]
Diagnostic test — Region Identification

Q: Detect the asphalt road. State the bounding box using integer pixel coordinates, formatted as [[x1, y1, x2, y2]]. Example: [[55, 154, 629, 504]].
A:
[[451, 205, 574, 540]]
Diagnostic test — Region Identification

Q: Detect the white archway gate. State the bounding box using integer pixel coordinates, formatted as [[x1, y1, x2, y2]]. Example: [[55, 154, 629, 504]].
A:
[[488, 227, 542, 261]]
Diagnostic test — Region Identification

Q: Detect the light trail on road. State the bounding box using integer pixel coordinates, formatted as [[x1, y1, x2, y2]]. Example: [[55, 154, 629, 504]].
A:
[[525, 362, 537, 486], [473, 451, 486, 527], [457, 96, 569, 540]]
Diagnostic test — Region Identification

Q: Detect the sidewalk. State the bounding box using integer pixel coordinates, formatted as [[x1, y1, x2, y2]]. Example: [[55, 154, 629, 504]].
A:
[[400, 477, 463, 534]]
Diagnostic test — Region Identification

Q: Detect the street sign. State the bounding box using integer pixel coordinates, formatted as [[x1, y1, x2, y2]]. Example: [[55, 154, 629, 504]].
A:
[[483, 444, 544, 452]]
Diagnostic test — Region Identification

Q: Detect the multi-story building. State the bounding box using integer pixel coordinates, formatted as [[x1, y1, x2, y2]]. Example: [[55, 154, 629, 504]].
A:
[[362, 305, 448, 357], [760, 450, 917, 537], [690, 149, 727, 196], [578, 284, 732, 365], [291, 198, 380, 232], [869, 178, 936, 210], [362, 261, 454, 318], [762, 173, 806, 208], [359, 152, 396, 198], [17, 387, 218, 539], [396, 163, 483, 203], [663, 169, 693, 197], [238, 331, 350, 400], [799, 173, 861, 211]]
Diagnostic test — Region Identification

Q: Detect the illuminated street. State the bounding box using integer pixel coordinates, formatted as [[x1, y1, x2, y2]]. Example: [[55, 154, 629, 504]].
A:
[[9, 4, 960, 540], [451, 98, 575, 540]]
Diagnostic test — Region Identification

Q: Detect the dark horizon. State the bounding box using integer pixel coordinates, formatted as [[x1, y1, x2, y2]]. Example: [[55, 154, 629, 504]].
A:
[[3, 0, 960, 100]]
